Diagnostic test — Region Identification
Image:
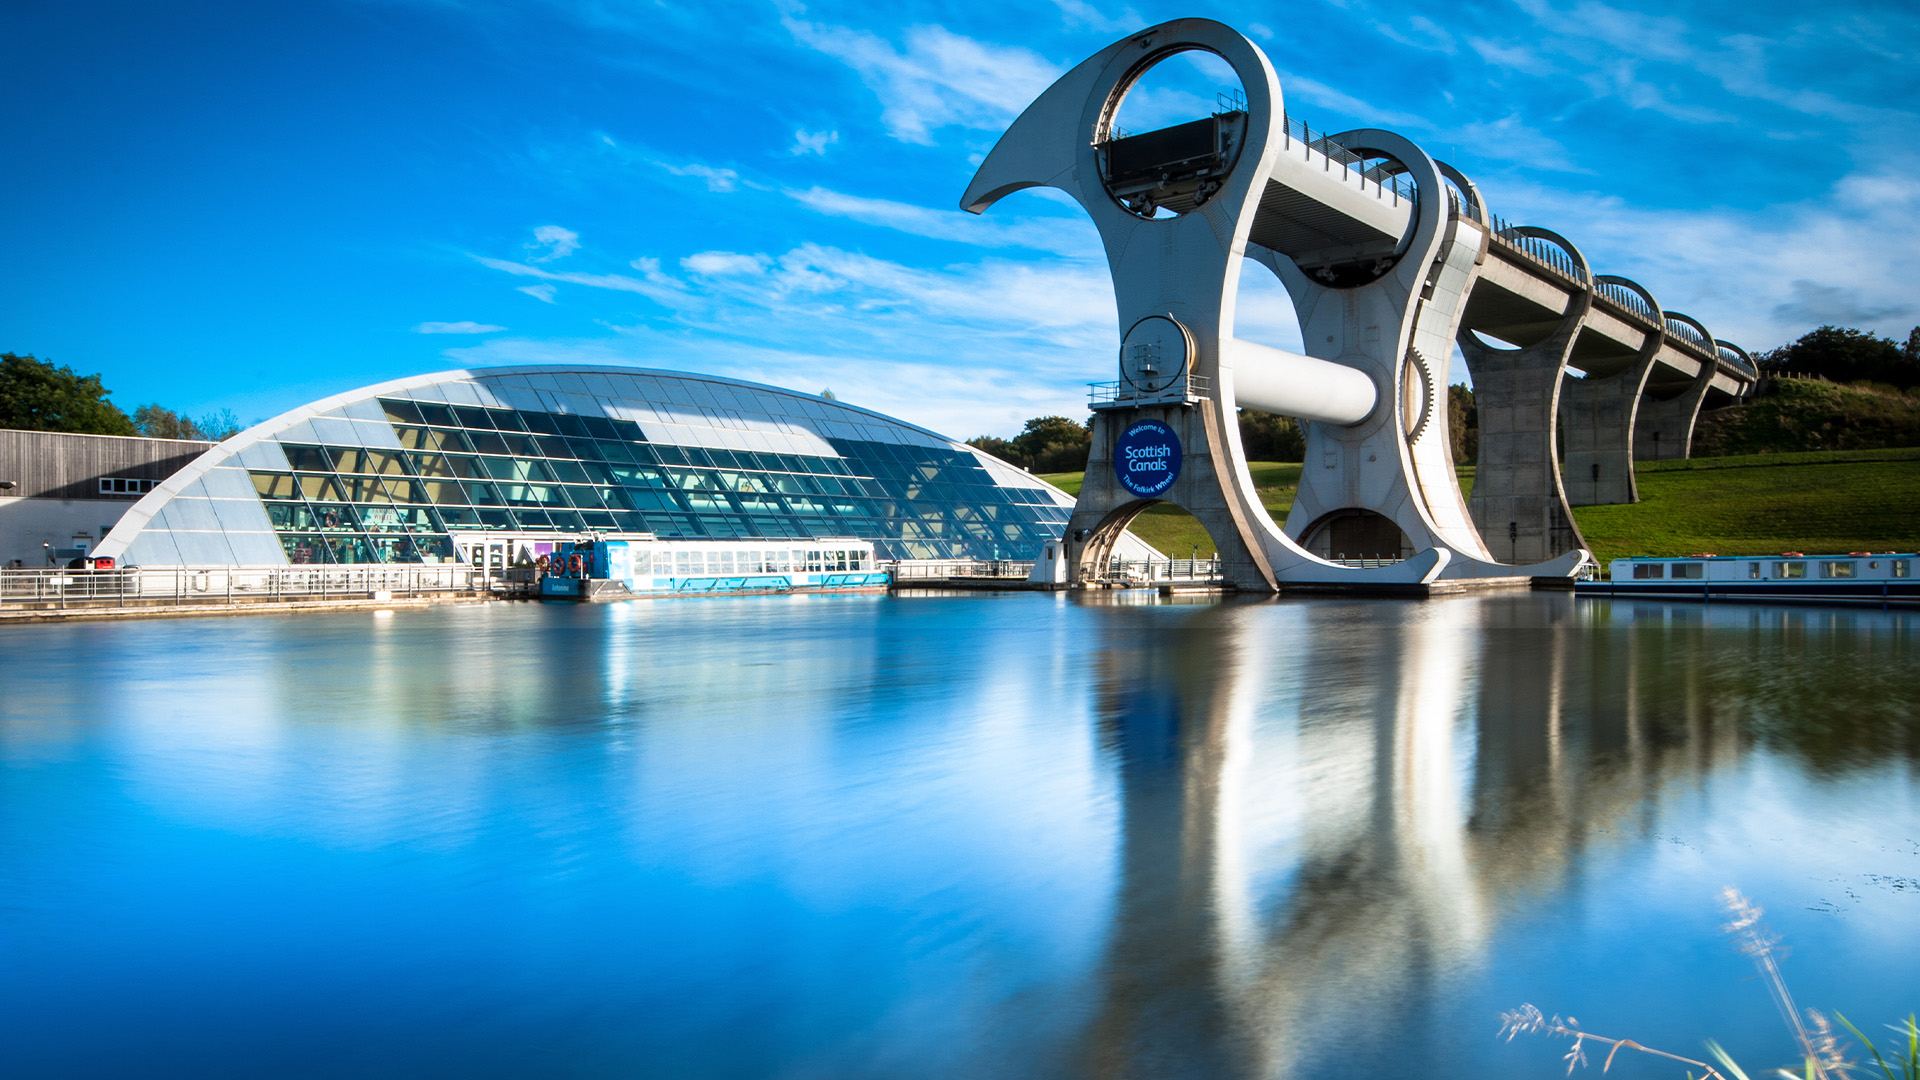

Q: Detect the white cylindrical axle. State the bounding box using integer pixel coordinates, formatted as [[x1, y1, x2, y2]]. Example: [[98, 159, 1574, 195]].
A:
[[1227, 338, 1377, 425]]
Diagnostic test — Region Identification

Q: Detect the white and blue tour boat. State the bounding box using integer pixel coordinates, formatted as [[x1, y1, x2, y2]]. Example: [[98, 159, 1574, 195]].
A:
[[539, 536, 890, 600]]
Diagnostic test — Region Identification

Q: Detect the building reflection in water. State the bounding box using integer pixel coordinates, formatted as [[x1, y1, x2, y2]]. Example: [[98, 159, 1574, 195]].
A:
[[1070, 593, 1902, 1080]]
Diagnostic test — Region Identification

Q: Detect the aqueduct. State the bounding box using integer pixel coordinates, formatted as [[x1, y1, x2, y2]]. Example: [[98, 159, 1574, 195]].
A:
[[963, 18, 1754, 591]]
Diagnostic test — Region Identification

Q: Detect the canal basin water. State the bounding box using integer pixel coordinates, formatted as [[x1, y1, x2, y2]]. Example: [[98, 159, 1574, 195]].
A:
[[1, 592, 1915, 1078]]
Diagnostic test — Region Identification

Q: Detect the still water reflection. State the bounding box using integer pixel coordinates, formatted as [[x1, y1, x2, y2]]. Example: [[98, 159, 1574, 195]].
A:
[[1, 594, 1914, 1078]]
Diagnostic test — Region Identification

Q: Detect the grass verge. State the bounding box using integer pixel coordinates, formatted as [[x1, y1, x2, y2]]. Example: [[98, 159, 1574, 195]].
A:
[[1039, 449, 1920, 564]]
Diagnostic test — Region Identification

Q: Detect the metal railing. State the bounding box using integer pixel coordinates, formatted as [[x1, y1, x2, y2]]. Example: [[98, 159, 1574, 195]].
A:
[[0, 563, 501, 612], [1664, 317, 1712, 357], [1326, 556, 1406, 568], [1280, 113, 1418, 206], [1089, 373, 1211, 407], [1102, 557, 1224, 582], [1594, 279, 1661, 325], [1486, 214, 1585, 284], [889, 559, 1035, 581]]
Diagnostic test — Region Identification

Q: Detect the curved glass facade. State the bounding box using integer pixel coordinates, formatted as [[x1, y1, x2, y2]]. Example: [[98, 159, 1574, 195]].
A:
[[98, 367, 1077, 566]]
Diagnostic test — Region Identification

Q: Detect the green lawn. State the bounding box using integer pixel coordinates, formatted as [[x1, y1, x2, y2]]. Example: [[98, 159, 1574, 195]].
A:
[[1039, 448, 1920, 565]]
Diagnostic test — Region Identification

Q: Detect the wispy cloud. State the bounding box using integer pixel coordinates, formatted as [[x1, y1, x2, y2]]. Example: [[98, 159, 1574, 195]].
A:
[[412, 321, 506, 334], [517, 284, 557, 303], [789, 129, 838, 155], [1481, 158, 1920, 349], [784, 185, 1096, 254], [780, 12, 1060, 144], [658, 161, 742, 192], [524, 225, 578, 262]]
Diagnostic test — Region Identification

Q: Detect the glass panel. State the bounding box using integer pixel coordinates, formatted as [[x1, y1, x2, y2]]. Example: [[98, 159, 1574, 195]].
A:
[[488, 408, 526, 431], [511, 509, 554, 530], [464, 481, 504, 505], [608, 511, 649, 532], [383, 479, 423, 503], [1895, 560, 1910, 578], [283, 445, 332, 472], [580, 415, 618, 441], [265, 502, 314, 529], [580, 511, 618, 530], [412, 454, 456, 478], [1673, 563, 1703, 579], [325, 535, 376, 564], [331, 448, 366, 473], [468, 431, 511, 456], [610, 419, 644, 441], [281, 534, 329, 564], [549, 510, 587, 531], [298, 474, 344, 501], [520, 410, 560, 435], [396, 426, 431, 450], [416, 403, 456, 426], [565, 485, 606, 510], [536, 435, 575, 459], [433, 428, 475, 454], [381, 398, 424, 424], [475, 508, 514, 529], [252, 473, 297, 498], [311, 504, 358, 530], [501, 433, 541, 458], [453, 406, 495, 429], [554, 413, 589, 438], [1823, 561, 1854, 578]]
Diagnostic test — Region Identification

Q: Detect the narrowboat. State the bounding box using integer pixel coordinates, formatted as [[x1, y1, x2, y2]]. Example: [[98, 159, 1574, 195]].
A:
[[1574, 552, 1918, 606]]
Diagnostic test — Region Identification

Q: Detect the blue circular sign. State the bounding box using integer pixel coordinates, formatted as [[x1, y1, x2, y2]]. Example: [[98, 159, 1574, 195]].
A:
[[1114, 419, 1182, 498]]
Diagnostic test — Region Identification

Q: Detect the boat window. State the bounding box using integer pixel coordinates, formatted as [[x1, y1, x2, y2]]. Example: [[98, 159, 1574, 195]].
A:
[[1775, 562, 1805, 579], [1632, 563, 1663, 579], [1748, 562, 1761, 579], [676, 551, 691, 575], [807, 550, 823, 571], [1822, 561, 1854, 579], [1672, 563, 1703, 579], [1895, 560, 1910, 579]]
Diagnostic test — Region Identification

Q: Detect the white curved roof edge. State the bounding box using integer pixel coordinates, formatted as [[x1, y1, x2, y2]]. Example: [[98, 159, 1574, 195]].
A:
[[100, 364, 1073, 557]]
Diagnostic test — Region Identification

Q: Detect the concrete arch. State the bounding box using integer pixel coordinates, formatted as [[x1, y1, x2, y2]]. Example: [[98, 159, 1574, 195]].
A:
[[1661, 311, 1715, 355], [1435, 160, 1489, 230], [1497, 225, 1590, 286], [1716, 339, 1756, 377], [1593, 274, 1662, 325]]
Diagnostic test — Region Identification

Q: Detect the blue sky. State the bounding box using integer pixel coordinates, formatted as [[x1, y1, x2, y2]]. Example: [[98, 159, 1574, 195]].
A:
[[5, 0, 1917, 440]]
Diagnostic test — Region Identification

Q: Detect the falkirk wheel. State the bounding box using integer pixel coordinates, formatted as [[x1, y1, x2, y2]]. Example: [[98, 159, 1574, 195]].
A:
[[961, 17, 1752, 593]]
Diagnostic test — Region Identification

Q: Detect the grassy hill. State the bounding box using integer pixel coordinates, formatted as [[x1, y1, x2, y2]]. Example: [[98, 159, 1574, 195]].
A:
[[1693, 377, 1920, 456], [1039, 448, 1920, 566]]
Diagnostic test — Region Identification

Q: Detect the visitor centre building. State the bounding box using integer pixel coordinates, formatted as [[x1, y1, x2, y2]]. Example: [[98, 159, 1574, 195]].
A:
[[93, 366, 1087, 570]]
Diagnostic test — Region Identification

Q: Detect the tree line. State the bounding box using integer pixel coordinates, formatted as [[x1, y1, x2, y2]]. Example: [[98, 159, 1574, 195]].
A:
[[0, 352, 244, 441], [971, 325, 1920, 471]]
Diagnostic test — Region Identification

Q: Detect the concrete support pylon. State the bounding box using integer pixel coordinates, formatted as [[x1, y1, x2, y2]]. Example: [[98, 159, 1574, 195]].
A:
[[1634, 312, 1718, 462], [1559, 276, 1665, 506], [1067, 400, 1279, 592], [1457, 227, 1590, 564]]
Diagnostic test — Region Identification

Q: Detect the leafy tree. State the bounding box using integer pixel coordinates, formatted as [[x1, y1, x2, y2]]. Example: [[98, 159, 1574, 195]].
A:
[[967, 415, 1093, 472], [1754, 325, 1919, 390], [1011, 415, 1091, 472], [1238, 409, 1304, 460], [132, 403, 205, 440], [0, 352, 136, 435], [1448, 383, 1478, 464], [965, 434, 1022, 463], [198, 408, 244, 441]]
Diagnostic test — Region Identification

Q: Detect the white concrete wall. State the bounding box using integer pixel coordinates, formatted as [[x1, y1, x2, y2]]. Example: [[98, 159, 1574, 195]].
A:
[[0, 497, 137, 567]]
